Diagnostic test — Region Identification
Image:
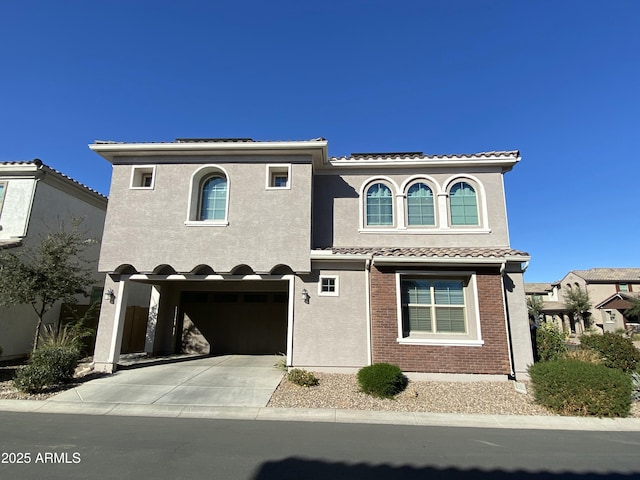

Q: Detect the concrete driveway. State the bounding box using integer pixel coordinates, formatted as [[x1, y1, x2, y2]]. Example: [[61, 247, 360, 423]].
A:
[[50, 355, 285, 408]]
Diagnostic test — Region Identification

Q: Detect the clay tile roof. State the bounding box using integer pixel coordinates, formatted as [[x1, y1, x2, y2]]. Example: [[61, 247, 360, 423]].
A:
[[330, 150, 520, 161], [326, 246, 529, 258], [525, 283, 553, 293], [0, 159, 107, 200], [571, 268, 640, 282]]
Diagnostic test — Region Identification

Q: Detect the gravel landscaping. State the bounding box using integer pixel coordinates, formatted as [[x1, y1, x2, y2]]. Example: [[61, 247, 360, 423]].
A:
[[268, 372, 640, 418]]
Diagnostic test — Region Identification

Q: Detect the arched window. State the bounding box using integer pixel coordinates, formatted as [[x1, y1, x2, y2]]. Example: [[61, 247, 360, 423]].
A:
[[449, 181, 478, 226], [407, 182, 435, 226], [366, 183, 393, 226], [199, 175, 227, 221]]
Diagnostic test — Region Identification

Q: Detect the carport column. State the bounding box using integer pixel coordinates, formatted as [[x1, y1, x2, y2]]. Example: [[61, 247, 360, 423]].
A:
[[144, 285, 161, 355], [93, 275, 130, 373]]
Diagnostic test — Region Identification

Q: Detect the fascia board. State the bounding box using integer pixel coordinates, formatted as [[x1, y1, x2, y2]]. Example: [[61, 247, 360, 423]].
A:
[[310, 251, 372, 262], [89, 141, 328, 164], [372, 256, 506, 267], [328, 157, 520, 171]]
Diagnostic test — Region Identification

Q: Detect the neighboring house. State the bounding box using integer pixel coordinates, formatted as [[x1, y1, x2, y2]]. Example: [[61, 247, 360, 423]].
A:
[[89, 138, 533, 380], [525, 268, 640, 334], [0, 160, 107, 359]]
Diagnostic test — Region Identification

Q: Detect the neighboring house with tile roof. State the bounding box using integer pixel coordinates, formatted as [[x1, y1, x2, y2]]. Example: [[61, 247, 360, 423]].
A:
[[89, 138, 533, 379], [525, 268, 640, 335], [0, 160, 108, 359]]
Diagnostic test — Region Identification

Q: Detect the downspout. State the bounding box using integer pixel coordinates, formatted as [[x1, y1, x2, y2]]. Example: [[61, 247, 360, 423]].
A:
[[500, 261, 516, 380], [365, 258, 372, 365]]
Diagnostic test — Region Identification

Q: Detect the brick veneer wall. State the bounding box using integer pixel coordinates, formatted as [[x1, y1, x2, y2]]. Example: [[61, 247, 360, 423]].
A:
[[370, 265, 511, 375]]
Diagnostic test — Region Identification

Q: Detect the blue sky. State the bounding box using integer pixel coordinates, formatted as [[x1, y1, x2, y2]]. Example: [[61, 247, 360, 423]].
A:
[[1, 1, 638, 282]]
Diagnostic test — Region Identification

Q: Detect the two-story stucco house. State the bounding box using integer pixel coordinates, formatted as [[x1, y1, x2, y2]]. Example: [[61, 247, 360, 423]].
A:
[[0, 160, 107, 359], [89, 138, 533, 380], [525, 268, 640, 335]]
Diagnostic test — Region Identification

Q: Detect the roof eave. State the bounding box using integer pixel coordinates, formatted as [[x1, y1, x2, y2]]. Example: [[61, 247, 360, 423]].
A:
[[89, 140, 329, 164]]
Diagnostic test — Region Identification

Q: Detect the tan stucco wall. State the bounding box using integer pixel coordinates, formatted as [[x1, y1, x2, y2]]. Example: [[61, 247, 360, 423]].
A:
[[504, 267, 534, 379], [312, 167, 511, 248], [99, 157, 312, 273], [292, 266, 369, 368], [0, 175, 106, 359]]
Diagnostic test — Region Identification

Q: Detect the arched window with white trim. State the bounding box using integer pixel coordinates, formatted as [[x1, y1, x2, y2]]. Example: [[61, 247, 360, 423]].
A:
[[366, 183, 393, 226], [406, 182, 435, 226], [199, 175, 227, 221], [186, 165, 230, 226], [449, 181, 478, 226]]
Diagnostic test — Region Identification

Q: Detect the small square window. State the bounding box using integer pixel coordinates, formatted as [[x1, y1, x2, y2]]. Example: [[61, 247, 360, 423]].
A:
[[619, 283, 629, 292], [266, 164, 291, 189], [130, 166, 156, 189], [318, 275, 339, 297]]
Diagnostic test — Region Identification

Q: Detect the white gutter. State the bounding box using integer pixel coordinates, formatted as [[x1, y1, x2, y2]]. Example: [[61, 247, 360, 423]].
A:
[[89, 140, 328, 163], [499, 262, 516, 378], [372, 256, 508, 266], [365, 259, 372, 365], [310, 251, 373, 262]]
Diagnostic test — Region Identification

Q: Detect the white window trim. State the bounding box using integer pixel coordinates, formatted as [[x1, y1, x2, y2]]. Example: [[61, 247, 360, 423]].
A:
[[318, 275, 339, 297], [185, 164, 230, 226], [394, 270, 484, 346], [130, 165, 156, 190], [357, 175, 491, 234], [265, 164, 291, 190], [360, 177, 398, 229], [0, 181, 7, 217], [443, 174, 488, 230]]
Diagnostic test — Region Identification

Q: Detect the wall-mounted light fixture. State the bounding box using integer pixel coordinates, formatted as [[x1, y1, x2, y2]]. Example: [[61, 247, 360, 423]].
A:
[[104, 288, 115, 304], [301, 288, 310, 304]]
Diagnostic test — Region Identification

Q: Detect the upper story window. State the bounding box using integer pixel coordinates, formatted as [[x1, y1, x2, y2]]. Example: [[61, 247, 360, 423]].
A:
[[266, 164, 291, 190], [130, 166, 156, 189], [0, 182, 6, 217], [406, 182, 435, 226], [199, 175, 227, 221], [449, 181, 478, 226], [619, 283, 630, 292], [186, 165, 229, 226], [366, 183, 393, 226]]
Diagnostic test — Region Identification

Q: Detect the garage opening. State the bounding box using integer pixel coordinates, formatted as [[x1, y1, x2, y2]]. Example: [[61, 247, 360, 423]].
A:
[[178, 281, 288, 356]]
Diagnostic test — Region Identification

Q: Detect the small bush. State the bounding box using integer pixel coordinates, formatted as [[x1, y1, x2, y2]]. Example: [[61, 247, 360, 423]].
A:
[[580, 332, 640, 373], [535, 322, 567, 362], [287, 368, 319, 387], [357, 363, 408, 398], [529, 359, 631, 417], [565, 348, 603, 364], [13, 345, 80, 393]]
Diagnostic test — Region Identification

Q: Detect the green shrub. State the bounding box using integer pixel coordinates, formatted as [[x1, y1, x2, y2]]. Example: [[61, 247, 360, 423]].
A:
[[13, 345, 80, 393], [580, 332, 640, 373], [287, 368, 319, 387], [529, 359, 631, 417], [535, 321, 567, 361], [357, 363, 408, 398]]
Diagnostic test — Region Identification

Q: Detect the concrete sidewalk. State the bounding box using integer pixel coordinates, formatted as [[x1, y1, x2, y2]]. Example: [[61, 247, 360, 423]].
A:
[[2, 353, 640, 431], [2, 397, 640, 431]]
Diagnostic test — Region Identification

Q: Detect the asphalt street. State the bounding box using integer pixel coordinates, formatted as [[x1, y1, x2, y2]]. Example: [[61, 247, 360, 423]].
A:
[[1, 412, 639, 480]]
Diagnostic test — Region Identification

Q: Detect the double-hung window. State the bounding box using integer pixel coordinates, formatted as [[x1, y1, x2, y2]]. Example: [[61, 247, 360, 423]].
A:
[[401, 277, 467, 336]]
